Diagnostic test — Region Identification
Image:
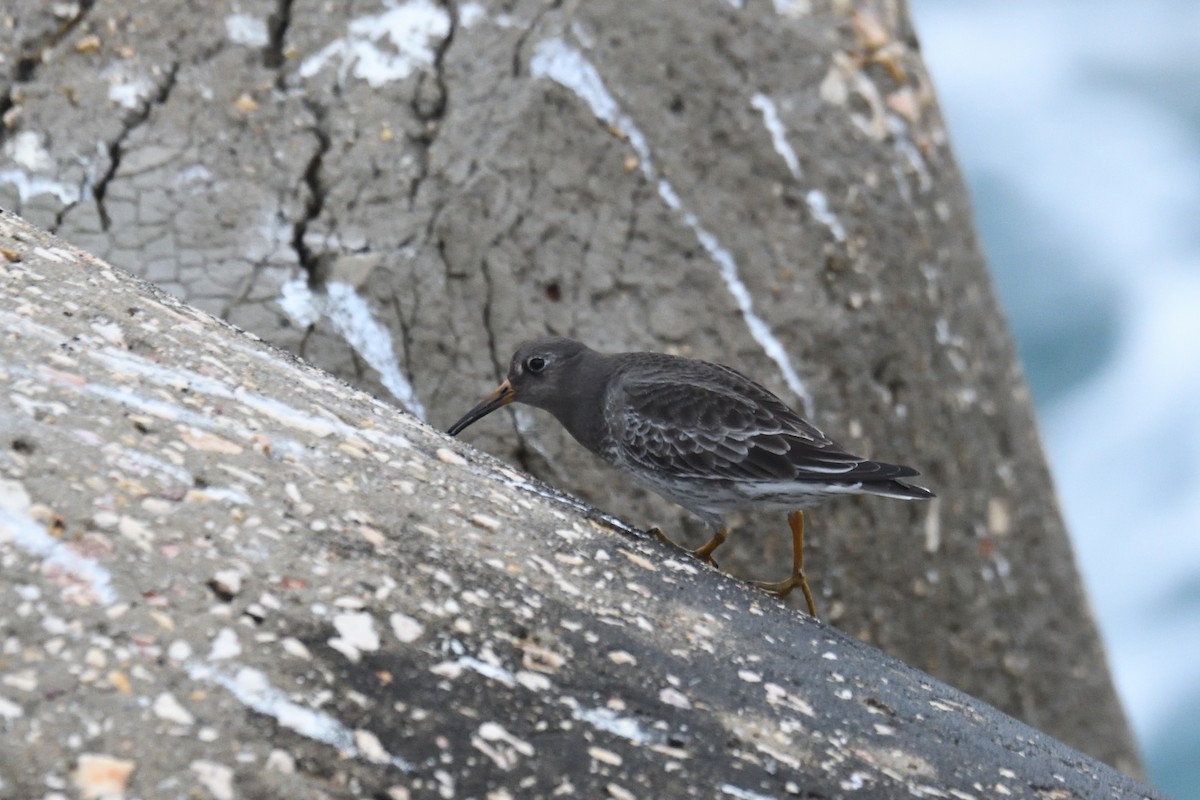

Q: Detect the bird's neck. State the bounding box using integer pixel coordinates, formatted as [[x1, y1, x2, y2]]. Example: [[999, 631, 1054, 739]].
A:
[[547, 364, 610, 455]]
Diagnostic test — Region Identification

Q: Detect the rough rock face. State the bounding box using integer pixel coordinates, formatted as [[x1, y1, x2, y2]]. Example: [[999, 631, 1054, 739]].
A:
[[0, 210, 1161, 800], [2, 0, 1138, 772]]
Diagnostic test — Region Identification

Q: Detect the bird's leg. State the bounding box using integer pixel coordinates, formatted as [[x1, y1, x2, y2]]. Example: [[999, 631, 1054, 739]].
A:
[[645, 526, 726, 567], [755, 511, 818, 617], [646, 526, 677, 546], [690, 527, 727, 566]]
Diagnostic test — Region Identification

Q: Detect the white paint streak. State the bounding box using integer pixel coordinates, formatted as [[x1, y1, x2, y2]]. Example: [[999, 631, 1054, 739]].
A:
[[175, 164, 213, 186], [750, 94, 847, 244], [277, 276, 426, 419], [530, 39, 654, 180], [278, 275, 320, 327], [82, 383, 189, 425], [5, 131, 54, 171], [0, 171, 80, 206], [888, 115, 933, 195], [234, 390, 340, 438], [188, 663, 412, 771], [80, 349, 410, 456], [299, 0, 450, 88], [0, 481, 117, 606], [324, 283, 426, 418], [805, 189, 847, 242], [225, 14, 269, 47], [530, 39, 813, 413], [573, 706, 655, 746], [721, 784, 776, 800], [458, 1, 486, 27], [687, 219, 815, 415], [751, 93, 801, 179]]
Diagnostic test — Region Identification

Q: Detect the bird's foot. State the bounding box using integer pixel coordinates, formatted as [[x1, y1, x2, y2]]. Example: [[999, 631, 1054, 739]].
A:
[[645, 526, 673, 545], [645, 527, 720, 567], [754, 571, 819, 618]]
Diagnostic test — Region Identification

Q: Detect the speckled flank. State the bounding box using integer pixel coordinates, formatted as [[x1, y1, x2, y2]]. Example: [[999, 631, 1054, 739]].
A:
[[530, 38, 815, 415]]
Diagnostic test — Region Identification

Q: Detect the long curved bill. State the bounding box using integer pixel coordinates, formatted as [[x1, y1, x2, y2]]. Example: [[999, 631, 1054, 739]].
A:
[[447, 379, 516, 435]]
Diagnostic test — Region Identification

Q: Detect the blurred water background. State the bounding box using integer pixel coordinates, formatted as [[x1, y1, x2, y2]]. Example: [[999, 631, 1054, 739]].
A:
[[908, 0, 1200, 795]]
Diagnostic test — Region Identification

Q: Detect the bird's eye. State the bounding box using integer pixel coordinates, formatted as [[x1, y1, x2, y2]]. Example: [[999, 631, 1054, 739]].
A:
[[526, 356, 546, 373]]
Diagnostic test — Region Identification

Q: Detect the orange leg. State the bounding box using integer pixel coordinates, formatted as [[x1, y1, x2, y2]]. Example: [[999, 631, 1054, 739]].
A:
[[646, 526, 727, 566], [754, 511, 818, 617], [691, 527, 728, 564]]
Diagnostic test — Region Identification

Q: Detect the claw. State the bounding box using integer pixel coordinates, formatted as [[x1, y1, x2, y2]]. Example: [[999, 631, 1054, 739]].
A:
[[755, 511, 818, 617], [754, 572, 817, 617], [646, 526, 726, 567]]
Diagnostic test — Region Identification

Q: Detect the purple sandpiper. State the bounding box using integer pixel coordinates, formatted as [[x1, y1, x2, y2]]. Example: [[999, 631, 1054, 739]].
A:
[[447, 337, 934, 616]]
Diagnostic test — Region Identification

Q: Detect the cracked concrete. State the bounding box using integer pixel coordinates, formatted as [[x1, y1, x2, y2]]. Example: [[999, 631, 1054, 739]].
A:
[[92, 62, 181, 232], [0, 0, 1142, 774], [291, 98, 331, 279]]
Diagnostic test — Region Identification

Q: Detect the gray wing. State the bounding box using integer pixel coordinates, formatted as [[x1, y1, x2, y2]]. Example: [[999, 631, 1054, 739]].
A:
[[607, 366, 916, 484]]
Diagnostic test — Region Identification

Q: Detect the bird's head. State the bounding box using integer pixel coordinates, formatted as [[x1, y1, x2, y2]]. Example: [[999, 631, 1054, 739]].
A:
[[446, 337, 593, 436]]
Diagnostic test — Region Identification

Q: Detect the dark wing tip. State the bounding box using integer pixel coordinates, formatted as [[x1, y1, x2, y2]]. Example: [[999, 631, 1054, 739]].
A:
[[869, 478, 935, 500]]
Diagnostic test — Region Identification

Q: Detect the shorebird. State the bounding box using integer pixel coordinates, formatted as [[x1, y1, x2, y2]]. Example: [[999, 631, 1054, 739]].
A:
[[447, 337, 934, 616]]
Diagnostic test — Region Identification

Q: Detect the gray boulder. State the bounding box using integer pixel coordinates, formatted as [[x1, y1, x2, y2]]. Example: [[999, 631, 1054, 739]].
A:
[[1, 0, 1138, 772]]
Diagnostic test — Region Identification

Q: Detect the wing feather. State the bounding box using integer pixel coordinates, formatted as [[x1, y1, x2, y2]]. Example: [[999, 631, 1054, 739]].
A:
[[605, 362, 902, 485]]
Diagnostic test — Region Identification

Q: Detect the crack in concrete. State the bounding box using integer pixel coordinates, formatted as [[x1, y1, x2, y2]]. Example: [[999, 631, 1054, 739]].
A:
[[93, 62, 180, 232], [478, 253, 501, 381], [406, 0, 457, 214], [292, 100, 331, 280], [619, 182, 647, 266], [265, 0, 296, 75], [510, 0, 562, 78], [49, 173, 91, 234], [413, 0, 456, 122], [389, 288, 420, 402]]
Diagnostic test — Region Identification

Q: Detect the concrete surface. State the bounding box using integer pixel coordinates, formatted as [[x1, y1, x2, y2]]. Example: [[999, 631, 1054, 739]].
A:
[[0, 208, 1161, 800], [1, 0, 1140, 772]]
